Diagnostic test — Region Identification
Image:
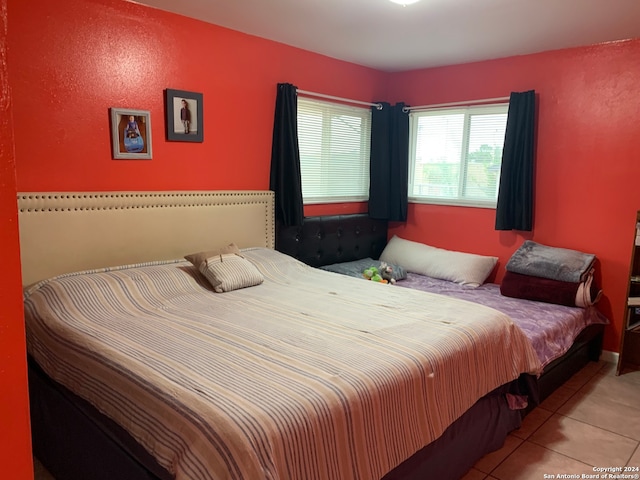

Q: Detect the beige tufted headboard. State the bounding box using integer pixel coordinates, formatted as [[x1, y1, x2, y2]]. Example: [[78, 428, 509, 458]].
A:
[[18, 190, 274, 286]]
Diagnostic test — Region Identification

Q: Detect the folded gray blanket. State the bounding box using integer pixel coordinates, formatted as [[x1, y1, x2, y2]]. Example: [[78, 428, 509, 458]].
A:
[[505, 240, 596, 283]]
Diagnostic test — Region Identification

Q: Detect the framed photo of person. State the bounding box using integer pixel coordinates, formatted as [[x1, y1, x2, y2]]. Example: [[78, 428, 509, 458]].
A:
[[165, 89, 204, 142], [110, 108, 153, 160]]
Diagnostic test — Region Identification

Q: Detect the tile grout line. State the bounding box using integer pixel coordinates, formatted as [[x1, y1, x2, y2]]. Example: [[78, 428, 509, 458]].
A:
[[482, 361, 622, 478]]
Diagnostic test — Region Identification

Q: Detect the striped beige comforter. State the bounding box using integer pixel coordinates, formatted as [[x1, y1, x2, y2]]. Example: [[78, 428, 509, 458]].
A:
[[24, 248, 542, 480]]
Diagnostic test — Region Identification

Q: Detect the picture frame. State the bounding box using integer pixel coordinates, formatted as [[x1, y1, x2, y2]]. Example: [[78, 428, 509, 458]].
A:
[[165, 89, 204, 142], [110, 108, 153, 160]]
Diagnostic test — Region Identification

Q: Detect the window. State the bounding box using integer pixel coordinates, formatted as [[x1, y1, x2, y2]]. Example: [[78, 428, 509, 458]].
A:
[[297, 97, 371, 204], [408, 104, 508, 208]]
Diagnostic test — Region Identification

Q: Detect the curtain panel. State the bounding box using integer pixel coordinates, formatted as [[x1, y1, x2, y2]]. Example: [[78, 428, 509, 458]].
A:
[[369, 102, 409, 222], [269, 83, 304, 227], [495, 90, 536, 231]]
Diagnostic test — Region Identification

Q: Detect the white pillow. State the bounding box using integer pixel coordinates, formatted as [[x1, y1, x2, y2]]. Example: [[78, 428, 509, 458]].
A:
[[380, 235, 498, 287]]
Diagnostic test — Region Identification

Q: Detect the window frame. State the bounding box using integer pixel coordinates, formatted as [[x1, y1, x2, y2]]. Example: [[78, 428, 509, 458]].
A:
[[297, 97, 372, 205], [407, 103, 509, 209]]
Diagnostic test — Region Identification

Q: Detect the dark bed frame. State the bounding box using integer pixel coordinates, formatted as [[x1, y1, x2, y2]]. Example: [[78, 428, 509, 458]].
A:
[[29, 213, 604, 480]]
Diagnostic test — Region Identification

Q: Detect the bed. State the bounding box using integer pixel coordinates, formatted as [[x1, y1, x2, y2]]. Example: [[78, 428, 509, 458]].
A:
[[21, 194, 603, 480], [276, 214, 608, 405]]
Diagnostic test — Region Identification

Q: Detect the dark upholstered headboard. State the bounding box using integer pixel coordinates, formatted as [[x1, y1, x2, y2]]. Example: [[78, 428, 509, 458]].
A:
[[276, 214, 388, 267]]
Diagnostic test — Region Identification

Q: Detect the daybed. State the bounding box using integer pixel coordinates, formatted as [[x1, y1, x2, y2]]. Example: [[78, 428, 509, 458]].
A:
[[21, 195, 605, 480]]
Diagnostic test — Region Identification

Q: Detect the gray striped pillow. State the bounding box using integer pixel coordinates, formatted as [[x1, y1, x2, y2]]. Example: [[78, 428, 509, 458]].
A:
[[199, 254, 264, 292]]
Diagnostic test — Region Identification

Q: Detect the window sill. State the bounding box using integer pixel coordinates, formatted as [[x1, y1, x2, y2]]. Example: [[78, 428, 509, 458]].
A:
[[408, 197, 496, 209]]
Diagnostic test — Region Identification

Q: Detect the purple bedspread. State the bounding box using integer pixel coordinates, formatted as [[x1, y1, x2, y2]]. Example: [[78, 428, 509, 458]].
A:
[[397, 273, 609, 368]]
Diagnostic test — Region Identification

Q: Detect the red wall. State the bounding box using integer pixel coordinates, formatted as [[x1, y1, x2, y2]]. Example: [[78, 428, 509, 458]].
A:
[[5, 6, 640, 469], [1, 0, 33, 476], [387, 40, 640, 353], [8, 0, 387, 192]]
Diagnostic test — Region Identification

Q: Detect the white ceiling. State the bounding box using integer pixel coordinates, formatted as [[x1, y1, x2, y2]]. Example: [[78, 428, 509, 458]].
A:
[[132, 0, 640, 72]]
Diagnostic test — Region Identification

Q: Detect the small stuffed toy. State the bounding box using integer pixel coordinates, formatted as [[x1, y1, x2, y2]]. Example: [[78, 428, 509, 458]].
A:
[[380, 262, 396, 285], [363, 266, 388, 283]]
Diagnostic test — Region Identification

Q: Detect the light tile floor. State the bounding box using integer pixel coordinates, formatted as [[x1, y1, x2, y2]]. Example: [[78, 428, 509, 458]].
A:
[[34, 361, 640, 480], [462, 360, 640, 480]]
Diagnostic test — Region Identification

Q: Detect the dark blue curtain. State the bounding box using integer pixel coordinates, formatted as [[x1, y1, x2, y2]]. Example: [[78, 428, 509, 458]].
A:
[[269, 83, 304, 227], [495, 90, 536, 231], [369, 102, 409, 221]]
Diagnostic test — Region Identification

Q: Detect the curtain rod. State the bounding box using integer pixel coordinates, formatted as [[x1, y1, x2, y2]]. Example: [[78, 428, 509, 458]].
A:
[[297, 89, 383, 110], [403, 96, 510, 113]]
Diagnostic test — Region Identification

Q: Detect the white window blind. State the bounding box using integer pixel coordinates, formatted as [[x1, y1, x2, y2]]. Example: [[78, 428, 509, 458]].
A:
[[409, 104, 508, 208], [297, 97, 371, 203]]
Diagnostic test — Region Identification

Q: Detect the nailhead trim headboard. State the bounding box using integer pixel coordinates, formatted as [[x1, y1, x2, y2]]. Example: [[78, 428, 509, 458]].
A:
[[276, 214, 388, 267], [18, 190, 275, 286]]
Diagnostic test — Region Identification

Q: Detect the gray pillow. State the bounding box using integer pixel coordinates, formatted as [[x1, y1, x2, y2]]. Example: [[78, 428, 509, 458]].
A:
[[320, 258, 407, 282]]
